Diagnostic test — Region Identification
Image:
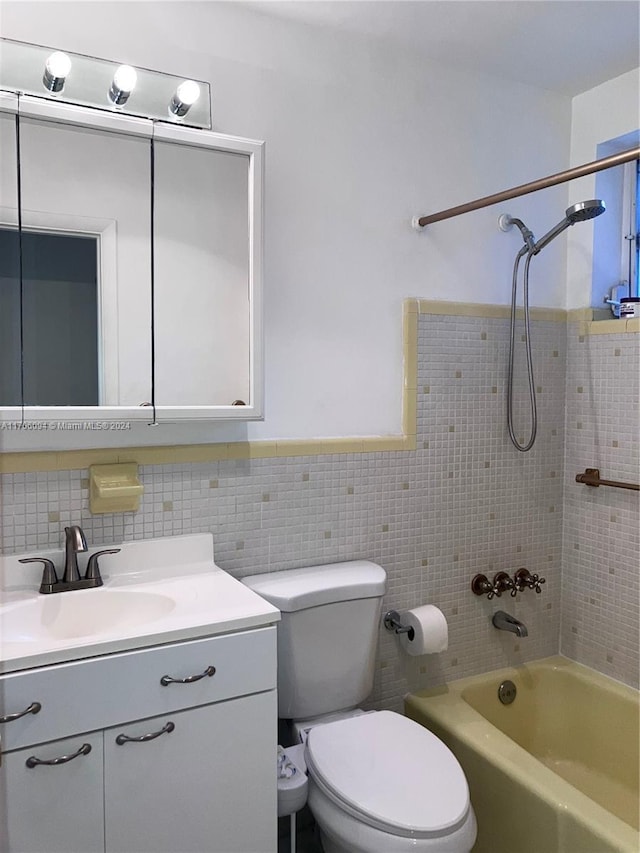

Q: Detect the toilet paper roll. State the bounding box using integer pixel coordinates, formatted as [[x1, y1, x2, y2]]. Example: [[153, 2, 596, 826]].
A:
[[399, 605, 448, 656]]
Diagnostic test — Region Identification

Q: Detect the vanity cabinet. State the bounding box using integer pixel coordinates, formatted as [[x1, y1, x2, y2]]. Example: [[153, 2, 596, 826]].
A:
[[104, 691, 275, 853], [0, 627, 277, 853], [0, 731, 104, 853]]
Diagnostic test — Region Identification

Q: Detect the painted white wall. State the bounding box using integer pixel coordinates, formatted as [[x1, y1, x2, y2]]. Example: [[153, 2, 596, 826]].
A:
[[566, 68, 640, 310], [1, 0, 577, 450]]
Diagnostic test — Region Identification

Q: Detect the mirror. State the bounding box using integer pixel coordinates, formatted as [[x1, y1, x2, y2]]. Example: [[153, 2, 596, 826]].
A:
[[0, 93, 263, 422], [0, 105, 20, 406], [0, 228, 100, 405], [153, 137, 251, 408], [5, 113, 153, 409]]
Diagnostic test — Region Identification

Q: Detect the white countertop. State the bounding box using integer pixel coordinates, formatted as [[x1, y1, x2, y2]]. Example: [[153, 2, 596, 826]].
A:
[[0, 534, 280, 675]]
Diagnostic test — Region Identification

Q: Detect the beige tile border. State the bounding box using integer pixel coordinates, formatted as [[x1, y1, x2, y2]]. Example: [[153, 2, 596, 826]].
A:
[[422, 300, 639, 332], [566, 307, 639, 336], [1, 299, 635, 473], [403, 299, 418, 439], [417, 299, 567, 323]]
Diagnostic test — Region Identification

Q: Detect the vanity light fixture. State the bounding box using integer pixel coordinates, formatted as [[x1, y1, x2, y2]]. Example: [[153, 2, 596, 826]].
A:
[[3, 37, 212, 128], [42, 51, 72, 93], [108, 64, 137, 106], [169, 80, 201, 117]]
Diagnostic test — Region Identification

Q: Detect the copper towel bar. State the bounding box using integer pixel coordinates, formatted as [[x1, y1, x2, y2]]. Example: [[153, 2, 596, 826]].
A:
[[575, 468, 639, 492]]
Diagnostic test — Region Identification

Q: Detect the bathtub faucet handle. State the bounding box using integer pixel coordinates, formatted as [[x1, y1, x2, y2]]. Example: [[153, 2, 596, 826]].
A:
[[493, 572, 514, 599], [514, 568, 545, 594], [530, 574, 546, 593], [471, 574, 497, 599]]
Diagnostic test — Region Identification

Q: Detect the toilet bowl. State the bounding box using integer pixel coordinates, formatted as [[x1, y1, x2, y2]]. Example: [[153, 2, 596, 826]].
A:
[[241, 562, 477, 853], [304, 711, 477, 853]]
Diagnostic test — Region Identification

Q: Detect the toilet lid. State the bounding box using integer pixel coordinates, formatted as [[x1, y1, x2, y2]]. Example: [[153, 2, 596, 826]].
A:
[[305, 711, 470, 838]]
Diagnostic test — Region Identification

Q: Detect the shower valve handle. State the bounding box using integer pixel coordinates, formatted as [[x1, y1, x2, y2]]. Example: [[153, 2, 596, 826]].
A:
[[493, 572, 514, 599], [471, 574, 497, 599], [531, 575, 546, 593], [514, 568, 545, 594], [525, 572, 545, 592]]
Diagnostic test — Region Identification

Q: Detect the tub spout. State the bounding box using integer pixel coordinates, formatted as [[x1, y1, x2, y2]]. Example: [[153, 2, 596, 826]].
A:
[[492, 610, 528, 637]]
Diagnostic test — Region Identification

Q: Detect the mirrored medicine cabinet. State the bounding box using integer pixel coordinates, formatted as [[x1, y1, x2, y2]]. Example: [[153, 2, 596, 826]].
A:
[[0, 42, 263, 424]]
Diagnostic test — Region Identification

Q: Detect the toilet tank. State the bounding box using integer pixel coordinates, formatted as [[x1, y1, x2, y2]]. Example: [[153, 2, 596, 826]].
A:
[[242, 561, 386, 720]]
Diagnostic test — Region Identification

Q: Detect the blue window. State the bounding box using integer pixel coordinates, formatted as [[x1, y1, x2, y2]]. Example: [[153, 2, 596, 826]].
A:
[[627, 159, 639, 297], [593, 131, 640, 314]]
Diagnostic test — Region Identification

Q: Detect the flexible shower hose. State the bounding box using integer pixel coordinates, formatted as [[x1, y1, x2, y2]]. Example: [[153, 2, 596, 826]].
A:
[[507, 248, 537, 452]]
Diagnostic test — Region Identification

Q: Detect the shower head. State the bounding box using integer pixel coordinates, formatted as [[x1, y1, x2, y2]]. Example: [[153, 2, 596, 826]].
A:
[[531, 199, 605, 254], [565, 199, 606, 223]]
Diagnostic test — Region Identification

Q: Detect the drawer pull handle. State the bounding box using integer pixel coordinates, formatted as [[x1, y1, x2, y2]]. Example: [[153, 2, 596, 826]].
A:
[[160, 665, 216, 686], [0, 701, 42, 724], [26, 742, 91, 768], [116, 721, 175, 745]]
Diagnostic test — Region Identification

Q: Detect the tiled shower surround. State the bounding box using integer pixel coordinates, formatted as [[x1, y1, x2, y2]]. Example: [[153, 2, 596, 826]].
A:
[[562, 324, 640, 688], [1, 312, 638, 706]]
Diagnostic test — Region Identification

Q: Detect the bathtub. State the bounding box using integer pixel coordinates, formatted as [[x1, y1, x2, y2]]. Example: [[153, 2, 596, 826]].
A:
[[405, 656, 639, 853]]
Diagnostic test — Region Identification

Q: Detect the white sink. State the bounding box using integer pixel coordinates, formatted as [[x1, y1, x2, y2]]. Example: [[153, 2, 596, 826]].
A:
[[2, 588, 176, 642], [0, 533, 280, 673], [0, 534, 280, 674]]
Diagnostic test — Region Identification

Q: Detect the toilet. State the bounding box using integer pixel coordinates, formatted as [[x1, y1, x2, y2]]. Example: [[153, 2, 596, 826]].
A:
[[243, 561, 477, 853]]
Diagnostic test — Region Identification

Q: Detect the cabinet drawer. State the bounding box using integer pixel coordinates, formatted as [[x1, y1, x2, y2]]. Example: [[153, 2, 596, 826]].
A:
[[0, 626, 276, 752]]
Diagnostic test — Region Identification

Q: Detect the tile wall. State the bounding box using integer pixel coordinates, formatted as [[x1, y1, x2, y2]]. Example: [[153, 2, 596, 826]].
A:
[[561, 324, 640, 688], [0, 312, 572, 710]]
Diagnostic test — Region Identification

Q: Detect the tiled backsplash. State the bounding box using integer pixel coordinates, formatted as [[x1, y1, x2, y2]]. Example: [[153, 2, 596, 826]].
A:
[[1, 312, 637, 705]]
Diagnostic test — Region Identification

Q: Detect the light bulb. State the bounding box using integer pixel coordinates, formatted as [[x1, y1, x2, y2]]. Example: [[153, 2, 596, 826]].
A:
[[109, 65, 137, 105], [176, 80, 200, 105], [169, 80, 201, 117], [113, 65, 137, 93], [46, 51, 72, 78], [42, 51, 72, 93]]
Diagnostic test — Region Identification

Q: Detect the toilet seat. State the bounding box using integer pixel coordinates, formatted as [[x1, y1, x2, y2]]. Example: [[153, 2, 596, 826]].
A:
[[305, 710, 470, 839]]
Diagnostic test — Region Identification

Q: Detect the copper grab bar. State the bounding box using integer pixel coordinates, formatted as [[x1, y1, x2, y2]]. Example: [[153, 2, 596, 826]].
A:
[[575, 468, 639, 492], [414, 147, 640, 228]]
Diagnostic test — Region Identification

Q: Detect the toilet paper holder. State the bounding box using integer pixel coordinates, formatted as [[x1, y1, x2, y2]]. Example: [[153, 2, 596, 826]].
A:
[[383, 610, 415, 641]]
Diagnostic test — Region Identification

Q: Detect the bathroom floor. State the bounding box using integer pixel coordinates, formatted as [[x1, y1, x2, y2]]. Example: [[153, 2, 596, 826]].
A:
[[278, 826, 323, 853], [278, 812, 323, 853]]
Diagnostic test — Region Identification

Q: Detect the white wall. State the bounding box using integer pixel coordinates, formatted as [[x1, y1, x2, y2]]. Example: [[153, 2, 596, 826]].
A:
[[0, 0, 574, 450], [567, 68, 640, 310]]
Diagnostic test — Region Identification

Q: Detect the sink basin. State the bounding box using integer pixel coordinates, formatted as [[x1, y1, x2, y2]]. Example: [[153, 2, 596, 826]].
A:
[[2, 589, 176, 642], [0, 534, 280, 674]]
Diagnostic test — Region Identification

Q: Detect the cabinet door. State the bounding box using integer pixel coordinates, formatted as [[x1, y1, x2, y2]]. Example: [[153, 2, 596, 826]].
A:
[[104, 690, 277, 853], [0, 731, 104, 853]]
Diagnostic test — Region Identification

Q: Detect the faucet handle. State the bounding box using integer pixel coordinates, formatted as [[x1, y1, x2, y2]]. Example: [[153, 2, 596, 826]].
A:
[[514, 568, 546, 593], [514, 567, 531, 592], [85, 549, 121, 585], [471, 574, 497, 599], [493, 572, 514, 598], [530, 574, 546, 593], [19, 558, 59, 594]]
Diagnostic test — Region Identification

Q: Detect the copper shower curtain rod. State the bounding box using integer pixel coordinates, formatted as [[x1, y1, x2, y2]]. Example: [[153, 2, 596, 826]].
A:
[[413, 146, 640, 229]]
